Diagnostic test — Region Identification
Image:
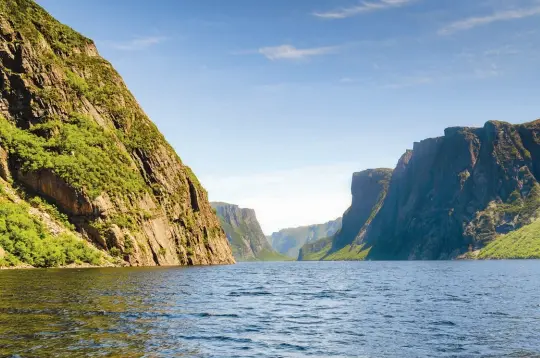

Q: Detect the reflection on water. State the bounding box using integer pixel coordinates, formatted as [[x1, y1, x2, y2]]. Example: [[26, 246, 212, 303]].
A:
[[0, 268, 184, 357], [1, 261, 540, 357]]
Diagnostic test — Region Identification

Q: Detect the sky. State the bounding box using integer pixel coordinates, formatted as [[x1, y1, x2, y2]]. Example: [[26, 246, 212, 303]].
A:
[[37, 0, 540, 234]]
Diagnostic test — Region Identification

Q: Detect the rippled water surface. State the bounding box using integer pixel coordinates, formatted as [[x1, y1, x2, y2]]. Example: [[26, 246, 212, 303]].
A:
[[1, 261, 540, 357]]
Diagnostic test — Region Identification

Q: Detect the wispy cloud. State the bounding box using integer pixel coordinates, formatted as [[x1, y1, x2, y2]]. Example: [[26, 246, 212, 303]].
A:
[[439, 5, 540, 35], [109, 36, 168, 51], [339, 77, 356, 83], [474, 63, 500, 79], [382, 76, 434, 89], [258, 44, 340, 61], [313, 0, 416, 19], [382, 64, 502, 89]]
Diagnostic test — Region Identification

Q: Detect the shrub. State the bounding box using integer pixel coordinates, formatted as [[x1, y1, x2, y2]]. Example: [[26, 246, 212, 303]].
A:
[[0, 195, 102, 267], [65, 70, 90, 97], [28, 195, 75, 230], [0, 114, 147, 199]]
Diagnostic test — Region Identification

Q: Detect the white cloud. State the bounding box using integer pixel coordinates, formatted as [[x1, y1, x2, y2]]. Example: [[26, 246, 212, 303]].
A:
[[258, 44, 339, 60], [313, 0, 416, 19], [201, 163, 361, 234], [109, 36, 168, 51], [439, 5, 540, 35]]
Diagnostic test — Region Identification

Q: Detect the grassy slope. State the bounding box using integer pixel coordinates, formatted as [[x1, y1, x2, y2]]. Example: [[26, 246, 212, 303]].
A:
[[325, 244, 371, 261], [476, 219, 540, 259], [249, 249, 293, 262]]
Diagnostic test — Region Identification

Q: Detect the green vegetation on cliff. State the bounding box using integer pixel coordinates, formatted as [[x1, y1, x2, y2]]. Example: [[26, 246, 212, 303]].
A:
[[0, 114, 146, 199], [0, 0, 91, 51], [475, 220, 540, 259], [496, 185, 540, 221], [0, 0, 166, 154], [300, 240, 371, 261], [325, 244, 371, 261], [0, 0, 235, 267], [250, 248, 292, 262], [0, 184, 104, 267]]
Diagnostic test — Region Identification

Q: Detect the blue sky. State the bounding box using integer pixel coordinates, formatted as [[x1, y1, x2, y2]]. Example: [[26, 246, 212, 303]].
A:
[[37, 0, 540, 233]]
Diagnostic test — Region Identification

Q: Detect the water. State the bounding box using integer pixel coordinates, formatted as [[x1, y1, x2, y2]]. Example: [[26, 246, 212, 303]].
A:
[[0, 261, 539, 357]]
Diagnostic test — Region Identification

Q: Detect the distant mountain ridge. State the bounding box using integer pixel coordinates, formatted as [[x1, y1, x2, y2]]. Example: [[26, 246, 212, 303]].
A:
[[300, 120, 540, 261], [268, 218, 342, 258], [211, 202, 288, 261]]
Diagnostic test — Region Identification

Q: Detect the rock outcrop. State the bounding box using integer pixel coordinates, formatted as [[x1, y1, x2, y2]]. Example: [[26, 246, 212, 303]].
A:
[[268, 217, 341, 258], [0, 0, 234, 267], [211, 202, 286, 261], [300, 120, 540, 260]]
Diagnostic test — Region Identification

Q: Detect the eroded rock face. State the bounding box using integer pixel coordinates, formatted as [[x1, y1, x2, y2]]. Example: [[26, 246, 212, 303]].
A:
[[300, 120, 540, 261], [211, 202, 279, 261], [332, 169, 393, 250], [0, 0, 234, 266], [364, 120, 540, 260]]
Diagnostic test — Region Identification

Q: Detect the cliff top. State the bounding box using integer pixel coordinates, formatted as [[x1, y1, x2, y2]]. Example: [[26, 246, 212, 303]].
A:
[[353, 168, 393, 176]]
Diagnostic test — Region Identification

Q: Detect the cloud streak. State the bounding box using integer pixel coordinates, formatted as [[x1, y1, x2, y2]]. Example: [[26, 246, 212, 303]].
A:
[[382, 76, 434, 89], [313, 0, 416, 19], [439, 5, 540, 35], [109, 36, 168, 51], [258, 44, 339, 60]]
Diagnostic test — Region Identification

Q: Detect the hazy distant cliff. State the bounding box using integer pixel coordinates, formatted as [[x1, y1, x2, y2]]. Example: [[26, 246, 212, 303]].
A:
[[0, 0, 234, 267], [212, 202, 287, 261], [300, 120, 540, 261], [268, 218, 341, 258], [299, 169, 392, 261]]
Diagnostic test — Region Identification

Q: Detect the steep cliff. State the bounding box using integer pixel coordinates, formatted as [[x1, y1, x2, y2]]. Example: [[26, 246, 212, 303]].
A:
[[301, 120, 540, 261], [298, 169, 392, 260], [0, 0, 234, 267], [211, 202, 288, 261], [365, 120, 540, 260], [268, 217, 341, 258]]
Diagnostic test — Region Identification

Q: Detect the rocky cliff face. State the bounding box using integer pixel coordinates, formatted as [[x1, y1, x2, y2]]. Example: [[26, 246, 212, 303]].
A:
[[298, 169, 392, 260], [268, 218, 341, 258], [211, 202, 285, 261], [0, 0, 234, 267], [365, 120, 540, 260], [300, 120, 540, 261], [332, 169, 392, 250]]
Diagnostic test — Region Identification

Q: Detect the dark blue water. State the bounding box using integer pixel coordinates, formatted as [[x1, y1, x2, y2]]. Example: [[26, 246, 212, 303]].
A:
[[1, 261, 539, 357]]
